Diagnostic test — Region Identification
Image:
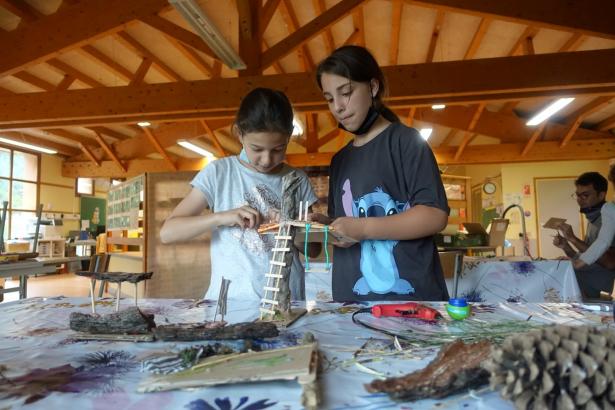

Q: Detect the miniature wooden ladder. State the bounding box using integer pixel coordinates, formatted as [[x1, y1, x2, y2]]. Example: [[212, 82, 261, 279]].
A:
[[260, 222, 293, 319]]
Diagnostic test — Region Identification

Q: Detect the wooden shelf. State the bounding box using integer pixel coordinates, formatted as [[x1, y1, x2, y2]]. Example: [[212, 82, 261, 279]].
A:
[[106, 237, 143, 246]]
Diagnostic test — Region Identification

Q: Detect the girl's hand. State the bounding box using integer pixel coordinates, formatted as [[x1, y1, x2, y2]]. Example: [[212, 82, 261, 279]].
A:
[[218, 205, 261, 229], [307, 213, 333, 225], [573, 258, 587, 269], [330, 217, 362, 246]]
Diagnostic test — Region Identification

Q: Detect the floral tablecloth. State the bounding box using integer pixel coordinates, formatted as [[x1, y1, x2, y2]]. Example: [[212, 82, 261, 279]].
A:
[[0, 296, 609, 409], [453, 259, 582, 303]]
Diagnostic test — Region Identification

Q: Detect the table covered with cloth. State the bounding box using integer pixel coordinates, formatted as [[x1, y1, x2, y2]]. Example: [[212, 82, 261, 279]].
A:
[[452, 258, 582, 303], [0, 296, 611, 409]]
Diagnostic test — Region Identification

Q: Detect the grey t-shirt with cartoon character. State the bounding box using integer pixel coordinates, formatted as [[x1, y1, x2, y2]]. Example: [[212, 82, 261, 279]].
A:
[[191, 155, 317, 301]]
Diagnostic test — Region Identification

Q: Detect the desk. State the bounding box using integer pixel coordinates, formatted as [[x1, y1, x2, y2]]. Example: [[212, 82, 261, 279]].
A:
[[439, 245, 496, 256], [450, 258, 582, 303], [0, 256, 91, 299], [0, 297, 611, 409]]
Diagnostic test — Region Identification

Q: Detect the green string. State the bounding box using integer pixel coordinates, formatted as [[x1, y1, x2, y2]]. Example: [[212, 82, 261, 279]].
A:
[[324, 225, 330, 269], [304, 223, 311, 270]]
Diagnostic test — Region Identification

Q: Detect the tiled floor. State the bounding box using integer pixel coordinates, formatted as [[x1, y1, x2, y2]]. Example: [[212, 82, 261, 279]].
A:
[[0, 273, 111, 303]]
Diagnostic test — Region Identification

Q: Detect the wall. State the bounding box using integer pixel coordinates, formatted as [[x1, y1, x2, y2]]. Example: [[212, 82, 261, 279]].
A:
[[463, 159, 613, 256], [40, 154, 108, 237]]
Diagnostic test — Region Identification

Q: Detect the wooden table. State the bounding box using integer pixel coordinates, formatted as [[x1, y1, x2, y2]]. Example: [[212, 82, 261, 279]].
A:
[[0, 256, 91, 299]]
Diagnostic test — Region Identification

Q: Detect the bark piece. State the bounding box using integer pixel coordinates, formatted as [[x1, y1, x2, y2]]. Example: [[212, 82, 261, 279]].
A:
[[69, 306, 155, 334], [367, 339, 492, 401], [154, 321, 279, 341], [75, 271, 153, 283]]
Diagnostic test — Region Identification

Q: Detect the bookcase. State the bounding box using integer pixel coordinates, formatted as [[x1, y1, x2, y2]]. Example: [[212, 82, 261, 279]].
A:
[[441, 174, 472, 227]]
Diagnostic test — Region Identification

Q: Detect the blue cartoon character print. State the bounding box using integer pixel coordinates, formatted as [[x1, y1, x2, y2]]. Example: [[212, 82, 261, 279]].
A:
[[341, 179, 415, 295]]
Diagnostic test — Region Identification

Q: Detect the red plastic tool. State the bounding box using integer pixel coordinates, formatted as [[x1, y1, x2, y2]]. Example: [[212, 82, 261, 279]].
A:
[[371, 302, 442, 321]]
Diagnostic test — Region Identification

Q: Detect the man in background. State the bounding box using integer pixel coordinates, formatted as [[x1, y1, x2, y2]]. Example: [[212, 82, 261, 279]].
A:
[[553, 171, 615, 298]]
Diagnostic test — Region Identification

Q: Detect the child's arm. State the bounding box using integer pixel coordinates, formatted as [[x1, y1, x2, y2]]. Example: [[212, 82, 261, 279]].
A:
[[160, 188, 260, 244], [329, 205, 448, 242], [575, 203, 615, 268]]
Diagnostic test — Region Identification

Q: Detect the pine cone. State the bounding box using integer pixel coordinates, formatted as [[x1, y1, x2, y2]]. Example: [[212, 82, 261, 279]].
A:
[[483, 325, 615, 410]]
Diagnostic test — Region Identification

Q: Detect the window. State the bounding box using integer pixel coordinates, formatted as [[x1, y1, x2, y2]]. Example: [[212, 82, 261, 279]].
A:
[[0, 147, 40, 240], [76, 177, 95, 196]]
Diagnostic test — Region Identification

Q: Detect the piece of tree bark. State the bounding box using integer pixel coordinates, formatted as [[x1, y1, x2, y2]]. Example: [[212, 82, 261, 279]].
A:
[[366, 339, 491, 401], [69, 306, 156, 334], [75, 271, 153, 283], [154, 321, 279, 341]]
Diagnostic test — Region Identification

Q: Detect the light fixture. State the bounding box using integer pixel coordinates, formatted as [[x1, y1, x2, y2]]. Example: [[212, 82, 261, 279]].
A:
[[292, 117, 303, 137], [419, 128, 433, 141], [0, 137, 57, 154], [169, 0, 246, 70], [431, 104, 446, 110], [137, 121, 151, 127], [177, 139, 216, 159], [526, 97, 575, 126]]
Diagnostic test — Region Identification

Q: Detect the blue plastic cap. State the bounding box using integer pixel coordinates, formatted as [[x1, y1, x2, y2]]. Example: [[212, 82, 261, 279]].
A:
[[448, 298, 468, 307]]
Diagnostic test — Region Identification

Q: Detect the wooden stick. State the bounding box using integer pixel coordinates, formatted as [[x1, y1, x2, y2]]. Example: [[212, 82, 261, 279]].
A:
[[134, 283, 138, 306], [115, 282, 121, 312], [90, 278, 97, 314]]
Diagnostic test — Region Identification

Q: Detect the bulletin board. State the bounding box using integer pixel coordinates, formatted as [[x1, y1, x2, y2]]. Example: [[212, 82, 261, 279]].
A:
[[80, 196, 107, 233], [107, 175, 144, 231]]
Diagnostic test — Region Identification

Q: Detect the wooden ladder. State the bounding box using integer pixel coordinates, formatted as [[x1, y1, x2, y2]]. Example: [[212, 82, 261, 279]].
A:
[[259, 222, 293, 319]]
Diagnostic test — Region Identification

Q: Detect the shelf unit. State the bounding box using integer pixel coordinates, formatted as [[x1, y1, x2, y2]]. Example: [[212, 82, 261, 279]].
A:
[[37, 239, 65, 258], [442, 174, 472, 226]]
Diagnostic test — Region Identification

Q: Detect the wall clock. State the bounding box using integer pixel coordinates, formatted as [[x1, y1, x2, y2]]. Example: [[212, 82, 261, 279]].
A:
[[483, 182, 497, 195]]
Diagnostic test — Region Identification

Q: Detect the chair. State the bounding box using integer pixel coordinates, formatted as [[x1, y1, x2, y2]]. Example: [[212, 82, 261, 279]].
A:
[[85, 254, 111, 297], [438, 251, 464, 298]]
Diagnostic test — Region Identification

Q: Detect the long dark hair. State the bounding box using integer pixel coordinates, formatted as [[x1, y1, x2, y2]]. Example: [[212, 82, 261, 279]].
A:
[[235, 88, 294, 136], [316, 45, 399, 123]]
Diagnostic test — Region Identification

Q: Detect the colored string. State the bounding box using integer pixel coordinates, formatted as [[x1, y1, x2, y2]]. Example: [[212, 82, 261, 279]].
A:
[[324, 225, 330, 269], [304, 223, 311, 270]]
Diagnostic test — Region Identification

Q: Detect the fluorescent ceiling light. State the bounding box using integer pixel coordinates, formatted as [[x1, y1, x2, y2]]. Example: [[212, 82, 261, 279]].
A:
[[292, 117, 303, 137], [169, 0, 246, 70], [0, 137, 57, 154], [137, 121, 151, 127], [526, 97, 575, 126], [419, 128, 433, 141], [177, 139, 216, 159], [431, 104, 446, 110]]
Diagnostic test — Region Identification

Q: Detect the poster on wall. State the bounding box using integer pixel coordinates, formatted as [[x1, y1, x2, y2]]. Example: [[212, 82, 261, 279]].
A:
[[80, 196, 107, 233], [107, 175, 143, 231]]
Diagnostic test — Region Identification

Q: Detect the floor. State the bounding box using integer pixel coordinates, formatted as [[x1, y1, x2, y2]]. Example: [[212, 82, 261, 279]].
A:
[[0, 273, 111, 303]]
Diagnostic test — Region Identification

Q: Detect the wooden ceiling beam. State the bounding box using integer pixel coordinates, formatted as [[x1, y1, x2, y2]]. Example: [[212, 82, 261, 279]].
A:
[[88, 126, 131, 141], [389, 0, 403, 65], [521, 122, 547, 156], [62, 137, 615, 176], [559, 32, 585, 52], [463, 18, 490, 60], [56, 75, 75, 91], [426, 10, 445, 62], [404, 0, 615, 40], [453, 102, 484, 160], [0, 131, 79, 156], [42, 128, 97, 148], [260, 0, 281, 36], [439, 129, 458, 147], [262, 39, 285, 74], [139, 14, 217, 60], [94, 132, 126, 172], [559, 96, 614, 147], [79, 142, 101, 167], [238, 0, 262, 76], [0, 0, 168, 77], [317, 128, 341, 148], [114, 30, 183, 82], [46, 58, 104, 88], [262, 0, 365, 68], [406, 106, 416, 127], [79, 45, 134, 83], [142, 127, 176, 170], [508, 26, 539, 56], [4, 49, 615, 128], [199, 120, 227, 157], [305, 113, 319, 153], [129, 58, 153, 85], [352, 6, 365, 47], [279, 0, 314, 71], [596, 113, 615, 132], [165, 36, 215, 77], [0, 0, 43, 23], [313, 0, 335, 54], [12, 71, 55, 91]]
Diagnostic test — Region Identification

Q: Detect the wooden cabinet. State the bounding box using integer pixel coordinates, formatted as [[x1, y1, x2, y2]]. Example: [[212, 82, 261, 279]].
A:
[[37, 239, 65, 258], [441, 174, 472, 226]]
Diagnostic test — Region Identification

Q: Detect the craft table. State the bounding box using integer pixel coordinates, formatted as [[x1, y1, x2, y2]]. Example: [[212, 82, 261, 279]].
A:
[[0, 296, 611, 409], [0, 256, 91, 299], [452, 258, 582, 303]]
